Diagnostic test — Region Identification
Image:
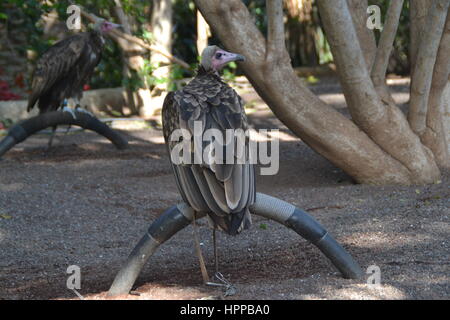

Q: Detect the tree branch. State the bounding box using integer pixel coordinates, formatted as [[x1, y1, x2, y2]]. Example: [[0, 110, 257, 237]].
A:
[[77, 6, 190, 70], [370, 0, 404, 88], [346, 0, 376, 70], [410, 0, 433, 69], [408, 0, 449, 135]]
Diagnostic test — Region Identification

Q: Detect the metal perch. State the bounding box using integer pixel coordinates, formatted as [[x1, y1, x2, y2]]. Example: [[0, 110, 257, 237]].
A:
[[0, 110, 128, 157], [107, 193, 363, 296]]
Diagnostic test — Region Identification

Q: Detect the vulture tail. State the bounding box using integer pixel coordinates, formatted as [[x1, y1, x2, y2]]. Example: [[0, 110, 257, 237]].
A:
[[209, 208, 251, 236]]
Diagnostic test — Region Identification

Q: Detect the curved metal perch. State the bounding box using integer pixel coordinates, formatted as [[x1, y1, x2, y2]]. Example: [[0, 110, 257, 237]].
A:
[[108, 193, 363, 296], [0, 110, 128, 157]]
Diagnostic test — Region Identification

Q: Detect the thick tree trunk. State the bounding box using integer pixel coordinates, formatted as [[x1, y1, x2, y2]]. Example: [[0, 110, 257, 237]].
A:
[[444, 82, 450, 156], [408, 0, 449, 136], [194, 0, 441, 185], [421, 11, 450, 167]]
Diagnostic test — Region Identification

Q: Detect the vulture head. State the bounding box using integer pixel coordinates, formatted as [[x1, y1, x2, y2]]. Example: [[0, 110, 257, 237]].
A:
[[200, 45, 245, 72], [92, 19, 121, 34]]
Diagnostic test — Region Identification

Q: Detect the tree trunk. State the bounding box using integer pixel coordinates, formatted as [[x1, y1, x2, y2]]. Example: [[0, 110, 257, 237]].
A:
[[146, 0, 173, 118], [420, 9, 450, 167], [194, 0, 441, 185], [410, 0, 433, 69], [112, 0, 148, 115], [346, 0, 376, 70]]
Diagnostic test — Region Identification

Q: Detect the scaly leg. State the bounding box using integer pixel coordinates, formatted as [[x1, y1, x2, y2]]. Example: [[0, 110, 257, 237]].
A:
[[47, 125, 57, 150], [192, 213, 210, 284], [206, 227, 236, 296]]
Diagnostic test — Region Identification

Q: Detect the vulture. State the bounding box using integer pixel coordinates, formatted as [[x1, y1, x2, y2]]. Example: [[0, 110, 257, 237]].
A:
[[162, 45, 255, 285], [27, 19, 120, 147]]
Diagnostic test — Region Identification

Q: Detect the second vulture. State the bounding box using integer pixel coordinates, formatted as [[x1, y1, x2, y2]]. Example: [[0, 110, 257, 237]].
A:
[[27, 19, 120, 148]]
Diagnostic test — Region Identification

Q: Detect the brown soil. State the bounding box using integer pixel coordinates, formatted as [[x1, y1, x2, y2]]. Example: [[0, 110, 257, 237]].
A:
[[0, 78, 448, 300]]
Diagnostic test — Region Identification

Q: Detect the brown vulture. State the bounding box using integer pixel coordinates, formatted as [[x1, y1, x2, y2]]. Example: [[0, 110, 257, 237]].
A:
[[162, 46, 254, 285], [27, 19, 120, 147]]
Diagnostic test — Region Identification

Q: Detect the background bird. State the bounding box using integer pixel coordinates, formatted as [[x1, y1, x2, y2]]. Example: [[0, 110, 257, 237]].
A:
[[27, 19, 120, 148], [162, 45, 255, 287]]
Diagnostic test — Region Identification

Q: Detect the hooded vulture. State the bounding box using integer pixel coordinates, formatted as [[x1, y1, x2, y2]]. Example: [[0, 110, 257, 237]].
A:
[[27, 19, 120, 147], [162, 45, 255, 238]]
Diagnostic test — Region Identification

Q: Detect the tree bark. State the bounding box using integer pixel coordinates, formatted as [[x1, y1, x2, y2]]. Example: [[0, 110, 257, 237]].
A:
[[410, 0, 433, 69], [346, 0, 376, 70], [408, 0, 449, 136], [421, 10, 450, 167], [195, 0, 439, 184], [194, 0, 440, 185], [370, 0, 404, 105], [318, 0, 440, 184]]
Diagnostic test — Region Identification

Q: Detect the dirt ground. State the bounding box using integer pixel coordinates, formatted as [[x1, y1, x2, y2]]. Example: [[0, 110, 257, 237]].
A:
[[0, 78, 448, 300]]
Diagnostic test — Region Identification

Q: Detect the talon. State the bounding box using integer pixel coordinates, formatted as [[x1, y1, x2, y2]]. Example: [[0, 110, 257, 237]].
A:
[[76, 107, 94, 117], [62, 106, 77, 120]]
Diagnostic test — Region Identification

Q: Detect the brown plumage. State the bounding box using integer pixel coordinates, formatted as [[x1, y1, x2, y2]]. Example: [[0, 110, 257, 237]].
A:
[[162, 46, 254, 236], [27, 20, 119, 113]]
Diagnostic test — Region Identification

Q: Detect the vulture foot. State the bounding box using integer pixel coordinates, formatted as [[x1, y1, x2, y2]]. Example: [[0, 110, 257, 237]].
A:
[[62, 106, 77, 120]]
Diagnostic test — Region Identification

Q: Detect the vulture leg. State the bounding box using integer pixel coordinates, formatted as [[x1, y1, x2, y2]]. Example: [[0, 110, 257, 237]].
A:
[[192, 212, 210, 284], [207, 228, 237, 296], [46, 125, 57, 150]]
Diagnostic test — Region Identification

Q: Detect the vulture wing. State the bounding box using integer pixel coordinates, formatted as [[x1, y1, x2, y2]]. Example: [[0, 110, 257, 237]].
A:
[[162, 74, 255, 235], [27, 34, 88, 112]]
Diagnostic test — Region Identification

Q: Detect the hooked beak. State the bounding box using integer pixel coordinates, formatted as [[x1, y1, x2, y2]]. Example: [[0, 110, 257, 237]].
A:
[[111, 23, 121, 29], [230, 53, 246, 63]]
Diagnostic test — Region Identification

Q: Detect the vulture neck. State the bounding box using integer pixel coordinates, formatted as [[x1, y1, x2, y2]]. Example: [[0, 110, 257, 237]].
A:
[[90, 30, 105, 47], [197, 65, 221, 79]]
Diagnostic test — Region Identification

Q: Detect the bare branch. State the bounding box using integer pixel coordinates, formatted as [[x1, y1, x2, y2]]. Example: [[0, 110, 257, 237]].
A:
[[370, 0, 404, 87], [78, 7, 190, 70], [408, 0, 450, 135]]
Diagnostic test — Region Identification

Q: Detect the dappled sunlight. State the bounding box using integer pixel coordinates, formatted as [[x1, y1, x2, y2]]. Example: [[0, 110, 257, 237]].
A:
[[78, 283, 216, 300], [340, 231, 433, 249], [299, 283, 407, 300]]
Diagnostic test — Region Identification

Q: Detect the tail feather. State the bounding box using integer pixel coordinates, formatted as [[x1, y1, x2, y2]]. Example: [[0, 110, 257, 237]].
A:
[[208, 208, 252, 236]]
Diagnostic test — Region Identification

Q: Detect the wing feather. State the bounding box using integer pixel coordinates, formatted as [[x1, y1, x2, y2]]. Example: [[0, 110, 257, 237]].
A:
[[27, 34, 88, 111], [162, 73, 255, 234]]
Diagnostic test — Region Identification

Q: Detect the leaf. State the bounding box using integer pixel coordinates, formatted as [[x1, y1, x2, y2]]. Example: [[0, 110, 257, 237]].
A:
[[415, 189, 421, 194], [259, 223, 267, 230], [0, 214, 12, 219]]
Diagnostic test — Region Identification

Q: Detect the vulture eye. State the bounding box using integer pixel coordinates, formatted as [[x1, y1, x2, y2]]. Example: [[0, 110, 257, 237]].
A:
[[215, 53, 222, 59]]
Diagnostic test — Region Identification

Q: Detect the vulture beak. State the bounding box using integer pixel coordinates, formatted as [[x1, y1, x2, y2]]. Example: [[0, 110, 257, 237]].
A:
[[228, 52, 246, 63], [110, 23, 122, 29]]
